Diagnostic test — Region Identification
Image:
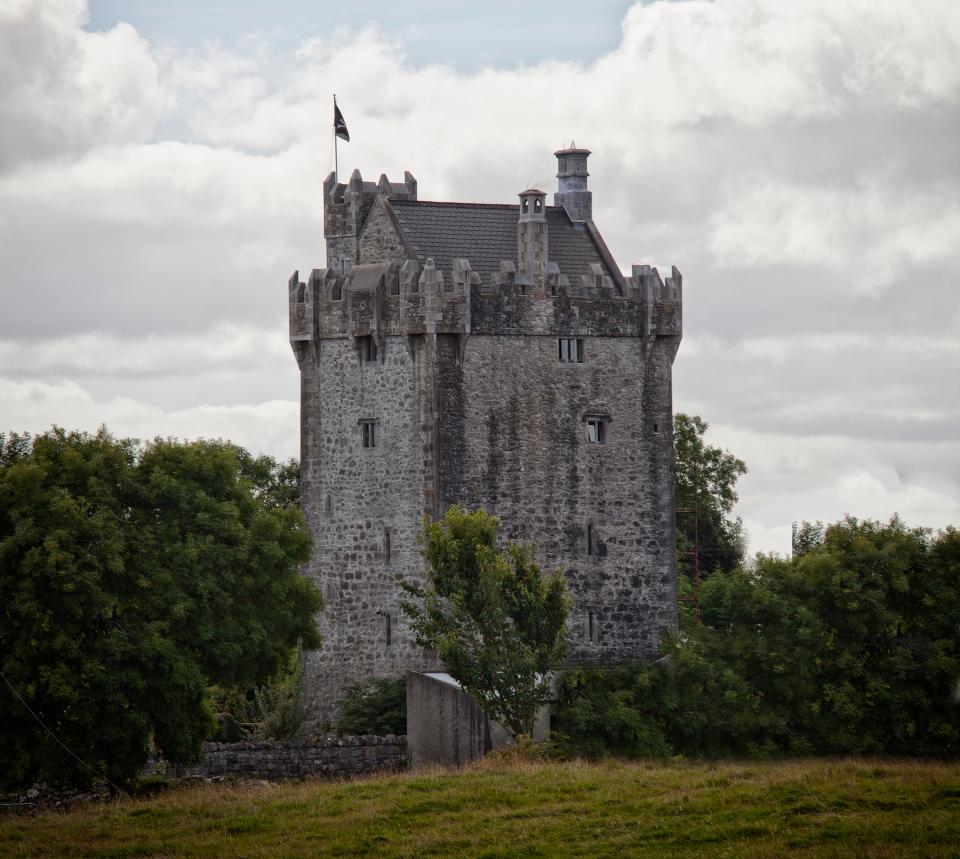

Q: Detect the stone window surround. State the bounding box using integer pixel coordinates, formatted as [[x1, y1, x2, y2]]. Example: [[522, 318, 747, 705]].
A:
[[358, 335, 378, 364], [558, 337, 584, 364], [359, 418, 378, 448], [585, 415, 609, 445]]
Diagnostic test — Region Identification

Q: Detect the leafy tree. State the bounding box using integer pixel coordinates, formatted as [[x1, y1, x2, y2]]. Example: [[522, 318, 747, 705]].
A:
[[791, 520, 825, 558], [334, 676, 407, 736], [401, 507, 569, 739], [556, 516, 960, 759], [234, 448, 301, 510], [674, 413, 747, 577], [553, 667, 670, 758], [208, 647, 307, 742], [0, 428, 321, 789], [0, 432, 31, 467]]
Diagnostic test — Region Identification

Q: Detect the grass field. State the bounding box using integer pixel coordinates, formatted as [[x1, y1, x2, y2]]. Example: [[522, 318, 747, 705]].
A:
[[2, 757, 959, 857]]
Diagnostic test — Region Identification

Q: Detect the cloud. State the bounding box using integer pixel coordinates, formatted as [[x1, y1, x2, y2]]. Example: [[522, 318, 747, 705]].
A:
[[705, 421, 960, 555], [0, 324, 290, 378], [707, 178, 960, 291], [1, 0, 958, 554], [0, 378, 299, 458], [0, 0, 166, 169], [0, 141, 320, 336]]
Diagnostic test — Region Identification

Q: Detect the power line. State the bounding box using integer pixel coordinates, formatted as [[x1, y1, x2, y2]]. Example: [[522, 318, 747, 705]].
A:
[[0, 670, 124, 795]]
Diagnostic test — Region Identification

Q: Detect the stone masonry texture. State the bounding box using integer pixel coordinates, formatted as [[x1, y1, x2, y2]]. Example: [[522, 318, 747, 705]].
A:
[[148, 735, 406, 781], [289, 147, 683, 725]]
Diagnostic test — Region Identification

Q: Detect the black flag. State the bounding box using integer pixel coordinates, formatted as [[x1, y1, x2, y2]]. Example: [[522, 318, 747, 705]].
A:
[[334, 102, 350, 142]]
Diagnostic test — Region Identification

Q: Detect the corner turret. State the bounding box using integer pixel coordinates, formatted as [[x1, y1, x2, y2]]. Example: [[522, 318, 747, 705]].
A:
[[323, 168, 417, 275]]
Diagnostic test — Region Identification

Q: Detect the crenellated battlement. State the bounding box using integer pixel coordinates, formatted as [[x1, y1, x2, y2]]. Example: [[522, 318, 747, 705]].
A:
[[323, 168, 417, 276], [289, 254, 681, 363]]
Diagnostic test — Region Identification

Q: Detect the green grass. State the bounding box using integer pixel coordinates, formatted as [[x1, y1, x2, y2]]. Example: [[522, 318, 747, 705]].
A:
[[2, 757, 958, 857]]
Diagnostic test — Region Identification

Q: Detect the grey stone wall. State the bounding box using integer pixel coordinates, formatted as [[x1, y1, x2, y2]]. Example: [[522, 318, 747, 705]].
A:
[[357, 198, 408, 264], [436, 332, 678, 664], [297, 333, 441, 725], [150, 735, 406, 781]]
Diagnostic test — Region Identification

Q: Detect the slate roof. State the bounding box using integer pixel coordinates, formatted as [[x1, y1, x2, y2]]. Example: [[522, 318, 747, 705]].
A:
[[386, 200, 612, 284]]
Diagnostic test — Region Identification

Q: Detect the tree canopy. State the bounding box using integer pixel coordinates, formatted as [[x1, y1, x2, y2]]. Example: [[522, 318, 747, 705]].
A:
[[556, 516, 960, 759], [0, 428, 320, 789], [401, 506, 569, 738], [674, 413, 748, 576]]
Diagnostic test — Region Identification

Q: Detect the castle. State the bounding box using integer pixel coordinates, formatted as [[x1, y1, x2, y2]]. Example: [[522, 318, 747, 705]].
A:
[[288, 146, 683, 722]]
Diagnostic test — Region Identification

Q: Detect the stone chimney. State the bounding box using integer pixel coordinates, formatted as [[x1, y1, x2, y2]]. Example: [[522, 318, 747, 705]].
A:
[[517, 188, 548, 274], [554, 144, 592, 222]]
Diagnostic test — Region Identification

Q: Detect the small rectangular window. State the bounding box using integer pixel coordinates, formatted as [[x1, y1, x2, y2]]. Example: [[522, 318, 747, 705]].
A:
[[586, 417, 608, 445], [587, 522, 595, 556], [588, 611, 595, 643], [384, 529, 391, 564], [359, 336, 378, 364], [558, 337, 583, 363], [360, 420, 376, 448], [384, 612, 392, 646]]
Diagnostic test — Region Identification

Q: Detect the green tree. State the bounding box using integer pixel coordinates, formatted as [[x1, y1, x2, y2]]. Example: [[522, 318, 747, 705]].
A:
[[234, 448, 301, 510], [401, 506, 570, 739], [556, 516, 960, 759], [674, 414, 747, 577], [0, 428, 321, 789], [334, 676, 407, 736]]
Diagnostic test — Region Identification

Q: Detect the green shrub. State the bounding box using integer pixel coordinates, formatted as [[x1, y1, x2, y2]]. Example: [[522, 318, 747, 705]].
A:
[[553, 517, 960, 760], [334, 676, 406, 736], [553, 668, 670, 758], [208, 648, 306, 742]]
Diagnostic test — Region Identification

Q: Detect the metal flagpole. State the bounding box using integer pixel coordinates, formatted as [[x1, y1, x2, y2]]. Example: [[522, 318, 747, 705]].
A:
[[333, 93, 338, 183]]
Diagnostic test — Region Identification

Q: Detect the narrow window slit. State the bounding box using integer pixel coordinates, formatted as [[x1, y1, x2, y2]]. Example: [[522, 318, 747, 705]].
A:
[[358, 335, 378, 364], [360, 420, 377, 448]]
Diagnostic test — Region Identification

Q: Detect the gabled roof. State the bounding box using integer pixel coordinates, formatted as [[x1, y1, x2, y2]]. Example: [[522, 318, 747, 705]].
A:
[[385, 199, 614, 284]]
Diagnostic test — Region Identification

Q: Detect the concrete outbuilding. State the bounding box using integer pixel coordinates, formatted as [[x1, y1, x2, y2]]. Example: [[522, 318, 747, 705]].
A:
[[406, 672, 550, 768]]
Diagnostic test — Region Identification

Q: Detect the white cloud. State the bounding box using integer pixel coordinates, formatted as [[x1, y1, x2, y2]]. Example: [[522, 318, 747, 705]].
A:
[[0, 379, 298, 458], [705, 421, 960, 556], [707, 178, 960, 290], [0, 324, 290, 378], [0, 0, 166, 169]]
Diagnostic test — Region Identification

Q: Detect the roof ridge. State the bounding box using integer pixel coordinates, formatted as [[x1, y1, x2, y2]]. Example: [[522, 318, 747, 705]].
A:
[[391, 199, 570, 212], [390, 199, 517, 210]]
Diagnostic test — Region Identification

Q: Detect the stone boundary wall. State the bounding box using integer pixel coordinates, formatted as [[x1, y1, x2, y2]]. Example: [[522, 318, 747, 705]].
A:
[[148, 735, 406, 781]]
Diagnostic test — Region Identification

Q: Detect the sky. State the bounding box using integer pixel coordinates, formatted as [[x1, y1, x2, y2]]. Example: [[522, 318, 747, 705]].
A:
[[1, 0, 958, 556]]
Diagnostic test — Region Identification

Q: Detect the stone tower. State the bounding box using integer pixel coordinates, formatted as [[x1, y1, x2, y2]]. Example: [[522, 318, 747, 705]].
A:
[[288, 147, 683, 723]]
